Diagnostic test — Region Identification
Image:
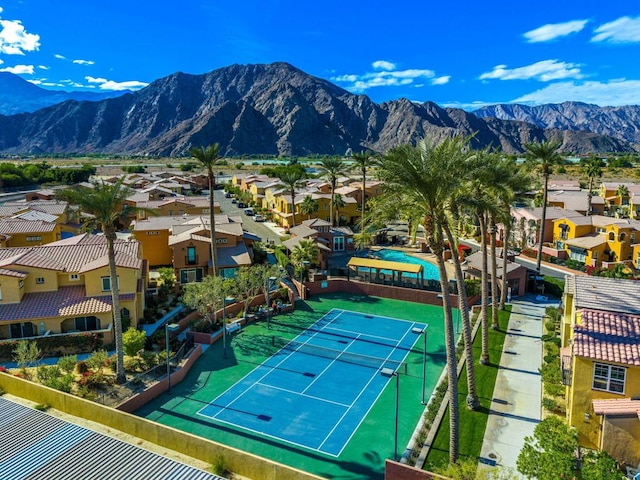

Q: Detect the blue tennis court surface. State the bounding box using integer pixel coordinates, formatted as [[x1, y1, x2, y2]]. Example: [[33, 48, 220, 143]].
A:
[[197, 308, 425, 456]]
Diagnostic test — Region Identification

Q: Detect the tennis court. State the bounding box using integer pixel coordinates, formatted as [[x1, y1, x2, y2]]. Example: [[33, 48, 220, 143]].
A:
[[197, 308, 425, 456]]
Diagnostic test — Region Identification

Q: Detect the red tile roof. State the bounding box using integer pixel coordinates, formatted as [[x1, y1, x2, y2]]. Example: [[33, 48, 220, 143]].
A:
[[593, 398, 640, 416], [0, 285, 135, 322], [573, 309, 640, 366]]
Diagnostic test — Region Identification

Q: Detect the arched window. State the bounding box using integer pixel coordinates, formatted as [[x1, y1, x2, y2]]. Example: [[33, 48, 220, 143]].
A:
[[619, 232, 627, 242], [608, 232, 615, 241]]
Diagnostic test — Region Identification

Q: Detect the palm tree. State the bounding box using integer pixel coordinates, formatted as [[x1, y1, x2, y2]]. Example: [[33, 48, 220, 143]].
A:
[[581, 156, 603, 216], [525, 139, 563, 274], [380, 136, 470, 463], [351, 150, 376, 229], [190, 144, 225, 276], [318, 157, 349, 227], [333, 193, 346, 226], [276, 167, 307, 227], [56, 178, 148, 384], [299, 195, 319, 221], [615, 184, 630, 217]]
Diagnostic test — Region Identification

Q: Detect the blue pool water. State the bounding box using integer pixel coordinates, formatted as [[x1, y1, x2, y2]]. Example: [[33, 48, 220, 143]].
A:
[[364, 248, 440, 280]]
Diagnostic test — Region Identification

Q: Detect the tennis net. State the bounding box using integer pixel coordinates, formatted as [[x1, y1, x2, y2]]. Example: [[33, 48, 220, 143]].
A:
[[273, 337, 407, 374]]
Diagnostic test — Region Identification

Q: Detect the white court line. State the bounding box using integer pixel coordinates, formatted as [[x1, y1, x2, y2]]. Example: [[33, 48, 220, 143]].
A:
[[253, 381, 351, 408]]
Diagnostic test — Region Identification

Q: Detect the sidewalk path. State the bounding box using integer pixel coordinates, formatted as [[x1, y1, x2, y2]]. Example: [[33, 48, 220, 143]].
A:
[[479, 294, 556, 475]]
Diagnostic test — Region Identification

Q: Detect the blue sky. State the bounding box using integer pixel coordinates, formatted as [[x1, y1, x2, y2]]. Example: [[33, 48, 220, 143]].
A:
[[1, 1, 640, 109]]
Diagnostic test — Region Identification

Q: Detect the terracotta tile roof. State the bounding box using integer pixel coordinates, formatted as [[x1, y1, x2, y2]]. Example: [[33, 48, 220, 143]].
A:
[[572, 276, 640, 315], [593, 398, 640, 416], [573, 309, 640, 365], [0, 285, 135, 322], [0, 234, 141, 273], [0, 268, 28, 278], [0, 220, 57, 234]]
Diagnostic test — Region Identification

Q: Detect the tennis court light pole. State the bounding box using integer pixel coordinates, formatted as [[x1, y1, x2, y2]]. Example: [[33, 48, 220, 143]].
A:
[[381, 367, 399, 461], [412, 327, 427, 405], [222, 297, 235, 358], [266, 276, 276, 330], [165, 322, 180, 393]]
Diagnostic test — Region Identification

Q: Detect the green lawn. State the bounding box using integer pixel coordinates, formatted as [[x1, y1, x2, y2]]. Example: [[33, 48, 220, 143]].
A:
[[424, 306, 512, 470]]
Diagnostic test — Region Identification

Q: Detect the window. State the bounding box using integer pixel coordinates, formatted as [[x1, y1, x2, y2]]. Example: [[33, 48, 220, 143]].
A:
[[333, 236, 345, 251], [74, 316, 100, 332], [0, 287, 2, 301], [608, 232, 615, 242], [26, 236, 42, 242], [180, 268, 203, 284], [202, 209, 210, 214], [101, 276, 119, 291], [69, 274, 79, 281], [10, 322, 35, 339], [186, 246, 197, 265], [620, 232, 627, 242], [593, 363, 626, 394], [36, 277, 45, 284]]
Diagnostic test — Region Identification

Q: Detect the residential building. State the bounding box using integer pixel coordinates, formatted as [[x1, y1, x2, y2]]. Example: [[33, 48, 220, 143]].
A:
[[547, 190, 605, 216], [0, 219, 61, 247], [0, 234, 145, 344], [510, 206, 583, 249], [134, 196, 219, 220], [463, 250, 527, 297], [561, 276, 640, 466]]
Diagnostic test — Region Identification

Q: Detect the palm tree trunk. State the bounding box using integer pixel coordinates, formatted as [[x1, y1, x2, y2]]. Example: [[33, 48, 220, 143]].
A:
[[499, 219, 511, 310], [478, 211, 490, 365], [208, 168, 218, 276], [434, 252, 459, 463], [587, 178, 594, 216], [536, 174, 549, 273], [330, 184, 335, 227], [442, 222, 479, 410], [107, 232, 125, 384], [290, 191, 297, 227], [361, 169, 366, 229], [490, 217, 499, 330]]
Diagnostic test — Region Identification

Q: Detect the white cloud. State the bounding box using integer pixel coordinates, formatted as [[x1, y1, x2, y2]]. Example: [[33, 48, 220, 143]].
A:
[[431, 76, 450, 86], [37, 65, 48, 70], [0, 64, 34, 74], [54, 54, 66, 60], [480, 60, 583, 82], [372, 60, 396, 71], [84, 75, 147, 91], [72, 59, 95, 66], [524, 19, 588, 42], [332, 62, 445, 93], [592, 15, 640, 43], [0, 18, 40, 55], [512, 79, 640, 107], [441, 100, 502, 111]]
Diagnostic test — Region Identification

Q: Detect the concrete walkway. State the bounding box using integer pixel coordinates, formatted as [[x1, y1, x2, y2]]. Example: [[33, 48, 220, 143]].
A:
[[479, 294, 557, 475]]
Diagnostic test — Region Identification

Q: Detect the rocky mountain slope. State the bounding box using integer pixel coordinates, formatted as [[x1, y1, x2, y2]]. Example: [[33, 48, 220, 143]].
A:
[[0, 64, 633, 156], [0, 72, 129, 115], [473, 101, 640, 147]]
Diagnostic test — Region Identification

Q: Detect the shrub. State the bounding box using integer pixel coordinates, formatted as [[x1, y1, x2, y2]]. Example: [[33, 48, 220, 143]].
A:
[[86, 350, 109, 371], [140, 351, 158, 370], [542, 397, 558, 412], [34, 404, 50, 411], [57, 355, 78, 374], [124, 356, 145, 372], [123, 327, 146, 357], [76, 360, 90, 374]]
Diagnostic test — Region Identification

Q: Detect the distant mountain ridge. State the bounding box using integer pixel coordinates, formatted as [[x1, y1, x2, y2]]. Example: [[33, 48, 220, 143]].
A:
[[473, 102, 640, 147], [0, 72, 130, 115], [0, 63, 634, 156]]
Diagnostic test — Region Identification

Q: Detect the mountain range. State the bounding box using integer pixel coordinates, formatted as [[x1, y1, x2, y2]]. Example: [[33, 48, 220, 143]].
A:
[[0, 63, 636, 156], [0, 72, 130, 115]]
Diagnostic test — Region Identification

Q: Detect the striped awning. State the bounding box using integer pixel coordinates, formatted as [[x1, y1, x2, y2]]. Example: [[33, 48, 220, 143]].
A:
[[347, 256, 423, 274], [593, 398, 640, 417]]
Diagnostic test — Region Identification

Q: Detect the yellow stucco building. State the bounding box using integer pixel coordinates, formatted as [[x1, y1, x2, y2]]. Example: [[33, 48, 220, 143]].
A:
[[0, 234, 145, 345], [561, 275, 640, 466]]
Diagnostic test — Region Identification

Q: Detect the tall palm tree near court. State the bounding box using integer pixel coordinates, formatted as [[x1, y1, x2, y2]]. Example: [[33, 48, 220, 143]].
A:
[[190, 144, 225, 276], [525, 139, 563, 274], [581, 156, 603, 216], [299, 195, 319, 221], [318, 157, 348, 227], [380, 136, 470, 463], [57, 178, 146, 384], [276, 166, 307, 228], [333, 193, 346, 226], [351, 150, 376, 229]]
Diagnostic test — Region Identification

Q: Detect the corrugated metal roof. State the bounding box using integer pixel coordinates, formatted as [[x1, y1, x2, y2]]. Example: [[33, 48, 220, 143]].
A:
[[0, 397, 222, 480]]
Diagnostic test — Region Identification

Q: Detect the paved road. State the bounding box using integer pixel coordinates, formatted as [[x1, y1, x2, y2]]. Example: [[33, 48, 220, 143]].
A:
[[213, 189, 284, 245]]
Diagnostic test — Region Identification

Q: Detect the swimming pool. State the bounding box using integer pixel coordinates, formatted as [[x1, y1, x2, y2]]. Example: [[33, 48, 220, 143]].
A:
[[368, 248, 440, 280]]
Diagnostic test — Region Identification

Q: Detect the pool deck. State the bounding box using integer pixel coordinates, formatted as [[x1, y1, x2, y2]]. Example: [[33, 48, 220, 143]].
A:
[[369, 246, 458, 281]]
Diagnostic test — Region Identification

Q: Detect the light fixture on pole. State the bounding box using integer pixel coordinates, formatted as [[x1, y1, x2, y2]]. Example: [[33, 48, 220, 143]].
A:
[[165, 322, 180, 393], [381, 367, 400, 461], [222, 296, 235, 358], [412, 326, 428, 405], [266, 276, 277, 330]]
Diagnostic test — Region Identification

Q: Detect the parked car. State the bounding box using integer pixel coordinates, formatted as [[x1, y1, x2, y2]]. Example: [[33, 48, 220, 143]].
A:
[[237, 202, 246, 208], [224, 192, 233, 198], [254, 214, 265, 222], [244, 208, 254, 216], [231, 198, 238, 204]]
